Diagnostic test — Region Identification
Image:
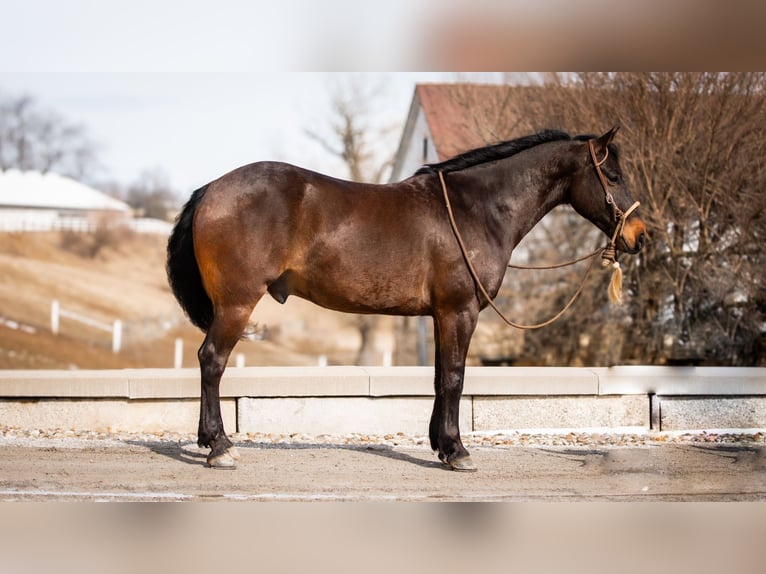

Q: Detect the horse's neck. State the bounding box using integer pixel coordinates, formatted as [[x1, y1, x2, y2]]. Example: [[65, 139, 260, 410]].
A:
[[488, 160, 570, 248]]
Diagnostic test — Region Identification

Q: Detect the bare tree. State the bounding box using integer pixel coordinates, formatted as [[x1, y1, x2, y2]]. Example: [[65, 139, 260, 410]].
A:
[[511, 72, 766, 366], [125, 168, 178, 220], [306, 78, 399, 365], [0, 92, 97, 180], [306, 78, 397, 184], [442, 73, 766, 366]]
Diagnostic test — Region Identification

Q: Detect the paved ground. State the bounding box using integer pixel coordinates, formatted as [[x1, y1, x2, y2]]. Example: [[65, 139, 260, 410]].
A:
[[1, 431, 764, 501]]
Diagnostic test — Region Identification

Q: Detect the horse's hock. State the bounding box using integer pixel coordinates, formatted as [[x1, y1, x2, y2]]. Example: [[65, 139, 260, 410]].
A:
[[0, 366, 764, 435]]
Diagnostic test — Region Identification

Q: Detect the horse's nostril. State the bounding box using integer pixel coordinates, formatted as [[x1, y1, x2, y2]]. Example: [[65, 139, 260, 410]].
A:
[[636, 232, 646, 250]]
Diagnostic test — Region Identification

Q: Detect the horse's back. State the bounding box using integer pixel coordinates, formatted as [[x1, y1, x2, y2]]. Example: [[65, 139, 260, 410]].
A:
[[199, 161, 393, 219], [192, 161, 446, 315], [197, 160, 435, 235]]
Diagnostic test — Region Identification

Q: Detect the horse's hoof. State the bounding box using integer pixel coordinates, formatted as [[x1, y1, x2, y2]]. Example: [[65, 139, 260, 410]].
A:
[[438, 452, 478, 472], [206, 451, 237, 469], [449, 455, 478, 472], [227, 446, 241, 460]]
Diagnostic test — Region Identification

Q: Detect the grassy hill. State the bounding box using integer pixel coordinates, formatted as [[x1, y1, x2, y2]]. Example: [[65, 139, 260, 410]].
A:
[[0, 231, 362, 370]]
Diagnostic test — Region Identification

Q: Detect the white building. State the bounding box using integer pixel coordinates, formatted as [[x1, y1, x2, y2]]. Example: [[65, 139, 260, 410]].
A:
[[0, 170, 171, 234], [389, 83, 520, 182]]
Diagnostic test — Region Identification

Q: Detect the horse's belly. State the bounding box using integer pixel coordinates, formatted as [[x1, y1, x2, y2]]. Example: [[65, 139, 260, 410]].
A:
[[308, 291, 429, 316], [268, 266, 429, 316]]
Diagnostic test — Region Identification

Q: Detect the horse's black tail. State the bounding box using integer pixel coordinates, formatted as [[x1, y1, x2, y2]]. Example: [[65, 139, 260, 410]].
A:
[[166, 185, 214, 333]]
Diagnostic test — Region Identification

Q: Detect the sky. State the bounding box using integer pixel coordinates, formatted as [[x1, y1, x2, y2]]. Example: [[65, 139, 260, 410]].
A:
[[0, 72, 455, 193], [0, 0, 469, 193], [5, 0, 757, 195]]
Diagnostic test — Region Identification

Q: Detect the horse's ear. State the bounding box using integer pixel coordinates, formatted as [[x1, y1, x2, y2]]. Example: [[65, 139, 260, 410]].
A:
[[595, 125, 619, 150]]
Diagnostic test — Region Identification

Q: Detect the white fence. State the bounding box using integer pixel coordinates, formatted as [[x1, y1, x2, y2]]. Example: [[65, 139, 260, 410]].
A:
[[0, 212, 173, 234], [51, 300, 122, 353], [126, 218, 174, 234]]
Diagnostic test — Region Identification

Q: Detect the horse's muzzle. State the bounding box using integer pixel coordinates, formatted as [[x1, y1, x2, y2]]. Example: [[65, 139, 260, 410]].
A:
[[621, 218, 648, 253]]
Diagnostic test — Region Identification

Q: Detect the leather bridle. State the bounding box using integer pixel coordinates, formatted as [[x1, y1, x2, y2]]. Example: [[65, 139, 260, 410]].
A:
[[587, 139, 640, 265]]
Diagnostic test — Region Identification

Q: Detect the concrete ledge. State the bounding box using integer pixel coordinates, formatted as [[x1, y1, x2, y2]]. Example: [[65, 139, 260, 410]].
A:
[[366, 366, 432, 396], [365, 367, 600, 396], [659, 396, 766, 431], [0, 370, 129, 398], [126, 367, 370, 398], [0, 398, 236, 434], [1, 367, 765, 435], [2, 366, 764, 398], [238, 396, 471, 436], [596, 366, 766, 395], [126, 369, 197, 399], [226, 366, 369, 398], [465, 367, 599, 396], [473, 395, 648, 431]]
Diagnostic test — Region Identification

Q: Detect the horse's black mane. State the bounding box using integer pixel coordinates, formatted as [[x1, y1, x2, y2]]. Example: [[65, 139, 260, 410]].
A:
[[416, 129, 578, 176]]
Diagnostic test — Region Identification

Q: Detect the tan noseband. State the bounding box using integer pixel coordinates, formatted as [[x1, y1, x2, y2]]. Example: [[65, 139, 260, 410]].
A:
[[587, 139, 641, 264]]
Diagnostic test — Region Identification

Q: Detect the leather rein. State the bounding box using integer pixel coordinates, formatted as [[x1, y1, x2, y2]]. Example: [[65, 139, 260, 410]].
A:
[[439, 139, 640, 330]]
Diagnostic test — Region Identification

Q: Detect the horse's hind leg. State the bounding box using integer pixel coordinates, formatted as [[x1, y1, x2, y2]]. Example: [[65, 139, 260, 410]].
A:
[[197, 302, 255, 468]]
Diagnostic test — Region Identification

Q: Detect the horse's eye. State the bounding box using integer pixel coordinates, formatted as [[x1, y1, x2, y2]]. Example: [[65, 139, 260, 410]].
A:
[[606, 173, 621, 185]]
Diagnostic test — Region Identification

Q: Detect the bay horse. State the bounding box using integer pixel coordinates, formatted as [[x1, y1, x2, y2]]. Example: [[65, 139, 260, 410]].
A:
[[167, 126, 647, 470]]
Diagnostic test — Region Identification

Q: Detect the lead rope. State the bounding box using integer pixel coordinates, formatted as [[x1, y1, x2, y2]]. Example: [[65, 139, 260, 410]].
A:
[[599, 196, 640, 304], [587, 139, 640, 305], [439, 170, 600, 330]]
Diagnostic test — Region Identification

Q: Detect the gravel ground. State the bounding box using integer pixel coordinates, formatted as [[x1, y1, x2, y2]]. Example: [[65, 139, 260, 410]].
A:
[[2, 424, 764, 449], [1, 424, 765, 503]]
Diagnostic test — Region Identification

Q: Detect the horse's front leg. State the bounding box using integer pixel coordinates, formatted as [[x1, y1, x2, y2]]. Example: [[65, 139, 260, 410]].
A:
[[429, 326, 442, 453], [431, 307, 479, 471]]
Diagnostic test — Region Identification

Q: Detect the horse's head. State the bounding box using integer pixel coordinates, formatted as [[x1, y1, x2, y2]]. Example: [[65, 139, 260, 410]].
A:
[[569, 126, 647, 254]]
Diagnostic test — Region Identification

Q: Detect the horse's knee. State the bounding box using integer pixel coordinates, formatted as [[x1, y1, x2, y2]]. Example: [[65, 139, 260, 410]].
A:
[[442, 368, 465, 393]]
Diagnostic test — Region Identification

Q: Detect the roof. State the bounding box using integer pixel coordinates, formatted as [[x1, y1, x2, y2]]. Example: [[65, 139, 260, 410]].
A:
[[415, 83, 520, 160], [0, 170, 130, 212], [390, 82, 542, 181]]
